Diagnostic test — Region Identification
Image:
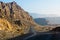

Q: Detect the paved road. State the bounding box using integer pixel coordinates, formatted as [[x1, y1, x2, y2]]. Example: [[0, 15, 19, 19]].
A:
[[8, 32, 60, 40], [24, 32, 60, 40]]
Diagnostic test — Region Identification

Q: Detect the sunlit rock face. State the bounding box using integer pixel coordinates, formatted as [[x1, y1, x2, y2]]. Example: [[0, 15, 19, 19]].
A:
[[0, 1, 43, 40], [0, 1, 33, 21]]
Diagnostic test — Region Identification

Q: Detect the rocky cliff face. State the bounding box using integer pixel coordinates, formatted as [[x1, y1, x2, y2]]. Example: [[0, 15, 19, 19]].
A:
[[0, 1, 33, 22], [0, 1, 41, 40]]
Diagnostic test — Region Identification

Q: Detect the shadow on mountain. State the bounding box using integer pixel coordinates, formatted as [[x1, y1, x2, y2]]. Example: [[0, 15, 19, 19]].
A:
[[50, 27, 60, 32]]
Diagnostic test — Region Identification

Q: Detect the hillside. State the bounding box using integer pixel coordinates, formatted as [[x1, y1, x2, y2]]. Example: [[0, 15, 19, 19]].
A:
[[0, 1, 54, 40], [0, 1, 42, 40]]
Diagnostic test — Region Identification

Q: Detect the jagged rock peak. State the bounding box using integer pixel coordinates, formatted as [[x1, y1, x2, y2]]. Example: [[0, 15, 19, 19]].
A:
[[6, 1, 17, 5], [0, 1, 31, 21]]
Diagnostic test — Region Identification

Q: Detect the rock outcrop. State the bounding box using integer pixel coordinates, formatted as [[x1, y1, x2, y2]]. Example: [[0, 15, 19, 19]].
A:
[[0, 1, 41, 40]]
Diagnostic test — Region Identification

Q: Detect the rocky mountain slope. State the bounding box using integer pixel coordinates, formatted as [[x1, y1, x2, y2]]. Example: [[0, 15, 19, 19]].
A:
[[0, 1, 54, 40], [0, 1, 42, 40]]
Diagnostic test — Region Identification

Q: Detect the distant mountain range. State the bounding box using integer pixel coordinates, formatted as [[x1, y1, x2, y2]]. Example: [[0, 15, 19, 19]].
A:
[[34, 17, 60, 26], [34, 18, 48, 26], [30, 13, 60, 25]]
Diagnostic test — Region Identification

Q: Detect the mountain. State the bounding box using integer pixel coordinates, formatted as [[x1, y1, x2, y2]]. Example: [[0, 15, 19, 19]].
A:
[[30, 13, 60, 25], [34, 18, 48, 26], [0, 1, 42, 40], [34, 17, 60, 26], [0, 1, 54, 40]]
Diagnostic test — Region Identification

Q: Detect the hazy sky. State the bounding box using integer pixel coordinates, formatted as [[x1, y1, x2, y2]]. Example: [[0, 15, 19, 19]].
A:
[[1, 0, 60, 17]]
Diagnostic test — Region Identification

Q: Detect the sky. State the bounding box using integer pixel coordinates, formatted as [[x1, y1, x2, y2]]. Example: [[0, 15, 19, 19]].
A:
[[1, 0, 60, 17]]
